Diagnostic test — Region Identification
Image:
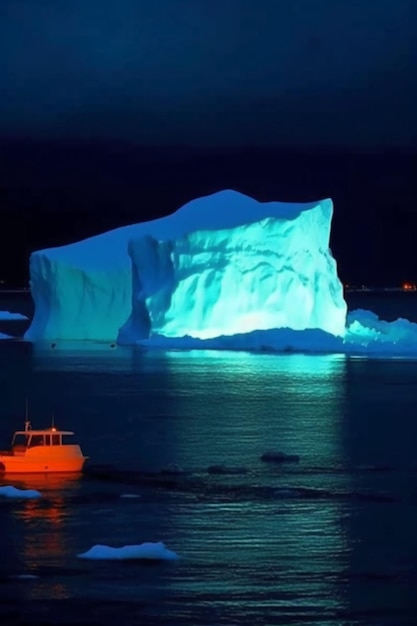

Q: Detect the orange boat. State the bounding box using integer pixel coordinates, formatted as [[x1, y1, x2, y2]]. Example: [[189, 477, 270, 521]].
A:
[[0, 418, 88, 474]]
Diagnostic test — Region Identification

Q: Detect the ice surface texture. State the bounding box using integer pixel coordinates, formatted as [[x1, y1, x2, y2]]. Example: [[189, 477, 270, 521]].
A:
[[25, 190, 346, 342], [133, 311, 417, 356]]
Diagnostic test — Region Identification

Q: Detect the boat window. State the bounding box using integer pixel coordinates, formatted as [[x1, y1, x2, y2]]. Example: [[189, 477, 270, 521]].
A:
[[29, 435, 44, 447], [52, 434, 61, 446], [45, 435, 51, 446], [12, 434, 29, 447]]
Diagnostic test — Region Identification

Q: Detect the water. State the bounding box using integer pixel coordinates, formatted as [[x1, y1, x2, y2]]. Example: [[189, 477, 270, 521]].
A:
[[0, 293, 417, 624]]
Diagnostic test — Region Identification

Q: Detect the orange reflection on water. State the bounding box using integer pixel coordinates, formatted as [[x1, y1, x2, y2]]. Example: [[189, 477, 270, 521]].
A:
[[6, 472, 82, 493], [3, 473, 83, 600]]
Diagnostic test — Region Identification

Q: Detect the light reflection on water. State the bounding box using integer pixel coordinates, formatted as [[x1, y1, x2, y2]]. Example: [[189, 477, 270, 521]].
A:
[[0, 474, 84, 600], [0, 344, 417, 624]]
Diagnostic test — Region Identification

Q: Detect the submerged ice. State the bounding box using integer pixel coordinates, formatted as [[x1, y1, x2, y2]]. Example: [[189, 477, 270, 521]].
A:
[[25, 190, 346, 342]]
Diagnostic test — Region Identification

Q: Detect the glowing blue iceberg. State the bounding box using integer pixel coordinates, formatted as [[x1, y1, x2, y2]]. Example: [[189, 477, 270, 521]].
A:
[[25, 190, 346, 342]]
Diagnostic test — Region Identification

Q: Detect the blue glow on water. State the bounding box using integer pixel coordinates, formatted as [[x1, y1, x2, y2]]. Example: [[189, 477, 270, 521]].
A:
[[1, 337, 417, 624]]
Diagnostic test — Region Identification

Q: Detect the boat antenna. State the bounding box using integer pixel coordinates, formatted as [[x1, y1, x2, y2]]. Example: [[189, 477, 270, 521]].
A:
[[24, 398, 31, 431]]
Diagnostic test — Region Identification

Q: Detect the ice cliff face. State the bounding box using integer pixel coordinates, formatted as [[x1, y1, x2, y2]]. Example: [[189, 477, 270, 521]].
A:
[[119, 202, 345, 342], [25, 190, 347, 342]]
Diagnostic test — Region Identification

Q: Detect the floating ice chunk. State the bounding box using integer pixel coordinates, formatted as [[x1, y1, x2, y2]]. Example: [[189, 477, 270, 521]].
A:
[[77, 541, 179, 560], [0, 485, 42, 499], [120, 493, 141, 499], [0, 311, 28, 320], [344, 309, 417, 353]]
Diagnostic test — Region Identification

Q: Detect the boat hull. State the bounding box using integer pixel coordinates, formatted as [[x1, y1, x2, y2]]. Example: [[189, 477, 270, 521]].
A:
[[0, 444, 88, 474], [0, 456, 87, 474]]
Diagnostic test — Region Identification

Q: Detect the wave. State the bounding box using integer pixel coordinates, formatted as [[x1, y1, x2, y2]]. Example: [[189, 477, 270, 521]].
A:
[[83, 465, 401, 505]]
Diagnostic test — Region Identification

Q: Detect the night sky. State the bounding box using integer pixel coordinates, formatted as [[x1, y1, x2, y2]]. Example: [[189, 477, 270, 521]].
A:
[[0, 0, 416, 286]]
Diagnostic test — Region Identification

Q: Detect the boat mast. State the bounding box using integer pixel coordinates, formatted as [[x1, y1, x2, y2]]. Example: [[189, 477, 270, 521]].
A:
[[24, 398, 31, 431]]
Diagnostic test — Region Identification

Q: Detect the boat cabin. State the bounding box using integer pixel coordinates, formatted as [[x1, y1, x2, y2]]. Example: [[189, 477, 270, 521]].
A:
[[11, 422, 75, 450], [0, 415, 87, 473]]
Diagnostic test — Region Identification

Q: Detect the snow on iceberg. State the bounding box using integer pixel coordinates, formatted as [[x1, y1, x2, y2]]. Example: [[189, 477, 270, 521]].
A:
[[0, 485, 42, 499], [25, 190, 346, 342], [77, 541, 179, 561]]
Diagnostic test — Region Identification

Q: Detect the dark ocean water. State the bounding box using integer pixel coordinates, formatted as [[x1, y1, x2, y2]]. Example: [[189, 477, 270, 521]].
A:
[[0, 292, 417, 625]]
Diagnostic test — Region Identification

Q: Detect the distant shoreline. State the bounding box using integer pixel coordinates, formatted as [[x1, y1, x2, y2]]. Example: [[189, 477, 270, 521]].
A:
[[345, 288, 417, 293], [0, 287, 417, 294], [1, 287, 417, 295]]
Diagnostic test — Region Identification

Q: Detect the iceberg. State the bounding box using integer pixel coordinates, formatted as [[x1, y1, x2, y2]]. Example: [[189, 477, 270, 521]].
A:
[[25, 190, 346, 342]]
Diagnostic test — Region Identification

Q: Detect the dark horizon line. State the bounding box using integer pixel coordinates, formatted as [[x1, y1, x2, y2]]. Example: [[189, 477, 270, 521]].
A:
[[3, 282, 417, 291], [1, 135, 416, 156]]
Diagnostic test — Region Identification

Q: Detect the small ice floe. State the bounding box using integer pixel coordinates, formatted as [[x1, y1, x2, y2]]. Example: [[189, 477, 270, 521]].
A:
[[9, 574, 39, 580], [207, 464, 248, 475], [261, 451, 300, 464], [77, 541, 179, 561], [0, 485, 42, 499], [0, 311, 28, 321], [120, 493, 141, 499]]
